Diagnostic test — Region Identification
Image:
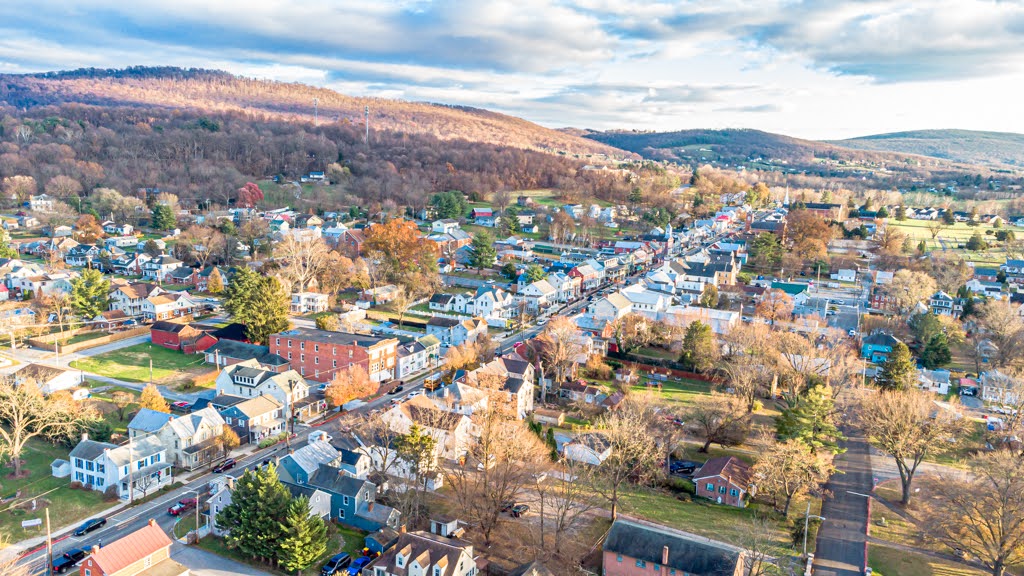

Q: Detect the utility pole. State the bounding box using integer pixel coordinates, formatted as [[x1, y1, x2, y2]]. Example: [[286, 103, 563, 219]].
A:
[[150, 357, 153, 385], [45, 507, 52, 573]]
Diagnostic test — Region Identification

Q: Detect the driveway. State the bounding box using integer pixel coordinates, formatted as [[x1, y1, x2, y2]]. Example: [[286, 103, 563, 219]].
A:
[[171, 542, 273, 576], [814, 432, 871, 576]]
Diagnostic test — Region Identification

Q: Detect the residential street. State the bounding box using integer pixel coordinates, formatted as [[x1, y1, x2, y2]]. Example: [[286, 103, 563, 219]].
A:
[[813, 432, 872, 576]]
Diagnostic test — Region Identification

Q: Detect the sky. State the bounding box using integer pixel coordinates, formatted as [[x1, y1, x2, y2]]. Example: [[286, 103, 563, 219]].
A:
[[0, 0, 1022, 140]]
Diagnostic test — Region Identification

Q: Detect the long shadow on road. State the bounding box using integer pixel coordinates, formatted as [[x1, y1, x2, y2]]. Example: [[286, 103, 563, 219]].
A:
[[814, 432, 872, 576]]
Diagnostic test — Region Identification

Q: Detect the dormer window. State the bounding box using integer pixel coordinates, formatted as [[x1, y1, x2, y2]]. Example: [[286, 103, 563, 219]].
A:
[[396, 554, 405, 568]]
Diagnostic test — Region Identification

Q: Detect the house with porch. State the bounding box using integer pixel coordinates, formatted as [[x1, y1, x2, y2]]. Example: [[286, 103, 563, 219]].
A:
[[68, 434, 172, 500]]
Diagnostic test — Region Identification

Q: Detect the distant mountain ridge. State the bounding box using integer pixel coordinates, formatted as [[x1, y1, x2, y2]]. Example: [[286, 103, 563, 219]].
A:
[[0, 66, 628, 158], [834, 129, 1024, 169]]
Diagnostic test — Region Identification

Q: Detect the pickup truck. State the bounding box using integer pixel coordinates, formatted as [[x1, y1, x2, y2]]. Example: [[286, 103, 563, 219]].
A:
[[168, 498, 198, 516], [52, 548, 88, 573]]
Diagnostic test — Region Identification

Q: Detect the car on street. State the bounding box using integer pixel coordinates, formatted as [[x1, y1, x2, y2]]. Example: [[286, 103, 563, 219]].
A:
[[537, 317, 547, 325], [833, 299, 845, 305], [213, 458, 236, 473], [72, 517, 106, 536], [167, 498, 198, 516], [321, 552, 352, 575], [387, 385, 404, 395], [510, 504, 530, 518], [52, 548, 88, 573], [170, 401, 191, 413], [347, 556, 372, 575], [848, 329, 858, 337]]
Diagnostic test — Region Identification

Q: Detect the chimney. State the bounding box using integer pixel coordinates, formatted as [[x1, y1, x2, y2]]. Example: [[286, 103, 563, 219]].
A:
[[225, 476, 235, 490], [662, 545, 669, 565], [148, 518, 157, 528], [91, 545, 101, 555], [400, 524, 407, 534], [368, 502, 374, 512], [81, 432, 89, 442]]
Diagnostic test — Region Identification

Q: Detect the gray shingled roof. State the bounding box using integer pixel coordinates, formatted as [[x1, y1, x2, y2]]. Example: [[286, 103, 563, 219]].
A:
[[127, 408, 173, 434], [308, 463, 375, 496], [284, 441, 340, 477], [603, 518, 742, 575], [69, 439, 117, 461]]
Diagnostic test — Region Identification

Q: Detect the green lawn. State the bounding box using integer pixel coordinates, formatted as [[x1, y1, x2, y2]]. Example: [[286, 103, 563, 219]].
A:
[[632, 378, 714, 408], [868, 545, 988, 576], [199, 523, 367, 576], [618, 485, 795, 555], [0, 439, 112, 545], [60, 331, 107, 346], [70, 343, 208, 385]]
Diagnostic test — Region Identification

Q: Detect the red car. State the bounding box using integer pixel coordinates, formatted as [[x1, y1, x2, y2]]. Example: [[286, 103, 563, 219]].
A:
[[167, 498, 197, 516]]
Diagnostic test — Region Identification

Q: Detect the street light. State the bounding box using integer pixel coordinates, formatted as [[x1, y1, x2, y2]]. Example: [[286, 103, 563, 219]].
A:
[[803, 501, 825, 558], [181, 488, 202, 543]]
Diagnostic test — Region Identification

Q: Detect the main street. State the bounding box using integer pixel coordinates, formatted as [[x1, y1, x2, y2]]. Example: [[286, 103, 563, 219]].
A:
[[813, 431, 872, 576]]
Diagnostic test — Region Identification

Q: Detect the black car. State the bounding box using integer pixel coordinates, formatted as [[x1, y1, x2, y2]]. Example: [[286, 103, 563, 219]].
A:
[[52, 548, 88, 573], [387, 385, 405, 395], [213, 458, 236, 473], [72, 518, 106, 536], [510, 504, 530, 518], [321, 552, 352, 576], [669, 460, 699, 475]]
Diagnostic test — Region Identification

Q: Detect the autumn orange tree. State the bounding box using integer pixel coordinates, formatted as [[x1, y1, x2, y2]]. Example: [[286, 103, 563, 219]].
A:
[[362, 219, 439, 290], [73, 214, 104, 244], [324, 365, 377, 407], [756, 289, 793, 326]]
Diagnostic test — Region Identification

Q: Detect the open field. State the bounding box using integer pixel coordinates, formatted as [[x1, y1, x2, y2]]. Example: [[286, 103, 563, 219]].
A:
[[868, 545, 989, 576], [0, 439, 111, 545], [70, 342, 212, 387], [887, 219, 1021, 265], [631, 377, 714, 408]]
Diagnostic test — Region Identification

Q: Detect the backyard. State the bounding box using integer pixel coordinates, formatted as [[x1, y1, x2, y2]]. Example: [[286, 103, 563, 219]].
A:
[[0, 439, 112, 545], [70, 342, 215, 389], [199, 522, 367, 576]]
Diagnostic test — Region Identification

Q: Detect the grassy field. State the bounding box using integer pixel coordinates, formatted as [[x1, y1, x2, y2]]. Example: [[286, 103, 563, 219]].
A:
[[631, 377, 714, 408], [70, 342, 212, 387], [618, 485, 797, 555], [888, 219, 1021, 265], [0, 439, 112, 545], [868, 545, 989, 576], [60, 331, 108, 346]]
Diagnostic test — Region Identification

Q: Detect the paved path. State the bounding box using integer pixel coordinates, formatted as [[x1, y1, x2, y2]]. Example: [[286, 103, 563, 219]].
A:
[[170, 542, 273, 576], [814, 432, 872, 576]]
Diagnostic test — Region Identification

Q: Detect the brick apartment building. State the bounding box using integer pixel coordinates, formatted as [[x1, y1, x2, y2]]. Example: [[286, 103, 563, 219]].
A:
[[269, 328, 399, 383]]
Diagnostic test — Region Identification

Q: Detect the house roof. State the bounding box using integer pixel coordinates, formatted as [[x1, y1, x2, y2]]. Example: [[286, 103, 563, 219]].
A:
[[127, 408, 173, 434], [863, 332, 900, 348], [508, 561, 556, 576], [151, 320, 191, 334], [275, 327, 395, 348], [771, 281, 809, 296], [69, 439, 117, 461], [307, 463, 375, 496], [167, 407, 225, 440], [12, 363, 70, 383], [693, 456, 752, 488], [427, 316, 461, 328], [111, 282, 161, 300], [284, 441, 340, 477], [105, 435, 165, 466], [603, 518, 743, 576], [233, 395, 283, 418], [89, 520, 172, 575], [367, 531, 474, 576], [205, 339, 288, 366], [603, 292, 632, 311]]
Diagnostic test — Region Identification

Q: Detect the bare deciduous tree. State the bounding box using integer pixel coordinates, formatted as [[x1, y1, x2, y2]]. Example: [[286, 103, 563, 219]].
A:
[[590, 395, 663, 519], [0, 377, 97, 476], [859, 388, 962, 505], [751, 436, 834, 517], [274, 235, 333, 293], [537, 315, 585, 397], [926, 451, 1024, 576], [685, 392, 752, 453]]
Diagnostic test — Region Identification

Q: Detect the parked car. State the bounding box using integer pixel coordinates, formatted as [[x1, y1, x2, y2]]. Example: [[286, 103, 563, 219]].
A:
[[387, 385, 404, 395], [168, 498, 198, 516], [501, 500, 517, 513], [213, 458, 236, 473], [347, 556, 372, 575], [72, 517, 106, 536], [510, 504, 530, 518], [170, 401, 191, 413], [321, 552, 352, 576], [52, 548, 88, 573]]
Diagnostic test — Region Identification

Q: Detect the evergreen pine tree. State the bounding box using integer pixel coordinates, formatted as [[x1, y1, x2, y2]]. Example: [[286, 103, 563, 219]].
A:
[[224, 268, 290, 344], [679, 321, 717, 373], [151, 203, 177, 230], [467, 231, 496, 273], [876, 342, 917, 391], [921, 332, 952, 369], [217, 465, 291, 564], [278, 495, 329, 575], [775, 385, 844, 454], [70, 268, 111, 319]]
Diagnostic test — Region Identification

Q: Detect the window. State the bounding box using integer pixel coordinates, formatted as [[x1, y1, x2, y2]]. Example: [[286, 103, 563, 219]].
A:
[[301, 354, 305, 362], [314, 357, 319, 365], [333, 360, 337, 368], [397, 554, 405, 568], [276, 338, 280, 346], [338, 508, 345, 519], [315, 344, 319, 352], [343, 495, 349, 506], [287, 340, 292, 348], [635, 559, 646, 568], [85, 461, 94, 471], [97, 464, 104, 473], [75, 471, 84, 482], [300, 342, 305, 350], [288, 352, 292, 360], [706, 483, 715, 492], [301, 367, 305, 376], [719, 486, 727, 494], [730, 488, 739, 497], [616, 555, 622, 562], [434, 567, 441, 576]]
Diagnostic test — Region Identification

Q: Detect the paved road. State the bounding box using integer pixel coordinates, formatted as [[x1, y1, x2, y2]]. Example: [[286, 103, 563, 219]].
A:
[[17, 442, 291, 575], [814, 432, 872, 576]]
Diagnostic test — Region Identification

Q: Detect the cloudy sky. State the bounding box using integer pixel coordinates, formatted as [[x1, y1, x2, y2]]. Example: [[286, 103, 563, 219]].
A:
[[0, 0, 1022, 139]]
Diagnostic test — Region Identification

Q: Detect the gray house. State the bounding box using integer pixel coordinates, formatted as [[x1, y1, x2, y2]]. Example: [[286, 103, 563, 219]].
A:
[[286, 463, 401, 532]]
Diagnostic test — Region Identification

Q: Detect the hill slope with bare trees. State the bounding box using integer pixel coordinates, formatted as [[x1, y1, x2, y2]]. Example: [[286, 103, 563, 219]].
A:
[[0, 66, 628, 159]]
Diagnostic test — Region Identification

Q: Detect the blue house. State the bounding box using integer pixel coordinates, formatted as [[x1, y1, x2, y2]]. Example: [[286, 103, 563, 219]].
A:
[[862, 332, 901, 363], [285, 463, 400, 532]]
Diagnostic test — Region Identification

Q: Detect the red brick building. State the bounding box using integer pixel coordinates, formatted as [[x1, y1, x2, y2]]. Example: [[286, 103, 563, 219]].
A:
[[692, 456, 752, 508], [150, 321, 218, 354], [269, 328, 399, 383]]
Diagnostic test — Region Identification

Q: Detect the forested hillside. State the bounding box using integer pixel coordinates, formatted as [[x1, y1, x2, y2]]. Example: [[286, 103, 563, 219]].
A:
[[0, 67, 626, 158], [836, 129, 1024, 169], [583, 128, 1017, 191]]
